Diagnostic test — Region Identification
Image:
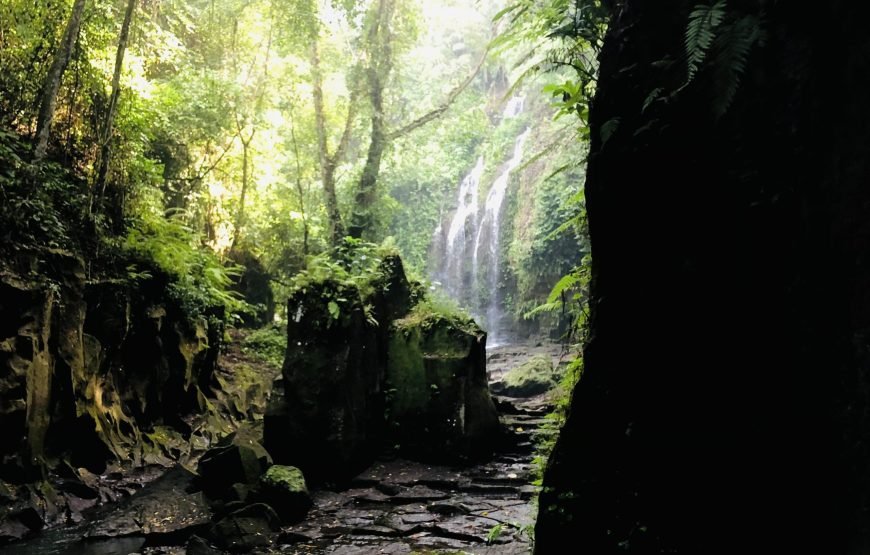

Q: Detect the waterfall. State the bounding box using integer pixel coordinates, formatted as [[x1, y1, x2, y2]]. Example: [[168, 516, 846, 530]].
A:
[[502, 96, 525, 119], [433, 156, 484, 305], [473, 129, 530, 347], [430, 97, 529, 347]]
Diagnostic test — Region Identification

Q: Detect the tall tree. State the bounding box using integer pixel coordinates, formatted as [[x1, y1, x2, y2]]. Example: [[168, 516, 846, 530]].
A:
[[347, 0, 486, 238], [94, 0, 137, 196], [311, 34, 355, 244], [91, 0, 137, 226], [230, 15, 273, 251], [33, 0, 87, 161]]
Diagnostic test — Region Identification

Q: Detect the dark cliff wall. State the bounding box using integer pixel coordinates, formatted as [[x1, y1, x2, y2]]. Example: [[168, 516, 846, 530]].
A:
[[536, 2, 870, 553], [0, 250, 222, 480]]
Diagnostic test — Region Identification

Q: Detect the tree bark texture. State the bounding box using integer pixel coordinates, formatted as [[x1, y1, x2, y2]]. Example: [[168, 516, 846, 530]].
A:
[[33, 0, 87, 161]]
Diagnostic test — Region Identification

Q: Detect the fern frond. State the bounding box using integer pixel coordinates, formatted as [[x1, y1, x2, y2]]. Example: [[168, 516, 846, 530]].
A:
[[685, 0, 727, 83], [547, 273, 582, 304], [711, 14, 762, 117]]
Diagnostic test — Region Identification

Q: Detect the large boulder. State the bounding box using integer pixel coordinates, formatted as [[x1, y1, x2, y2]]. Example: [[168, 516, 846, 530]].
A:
[[198, 429, 272, 497], [273, 277, 380, 481], [387, 308, 501, 460], [257, 465, 311, 523], [267, 250, 500, 479]]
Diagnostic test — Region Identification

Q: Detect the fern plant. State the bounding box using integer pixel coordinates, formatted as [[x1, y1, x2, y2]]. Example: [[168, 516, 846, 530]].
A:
[[709, 13, 765, 117], [679, 0, 766, 118], [685, 0, 727, 84]]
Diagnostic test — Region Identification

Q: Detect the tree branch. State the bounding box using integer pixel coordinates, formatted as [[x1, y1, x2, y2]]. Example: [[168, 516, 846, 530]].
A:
[[386, 48, 487, 142], [328, 88, 359, 168]]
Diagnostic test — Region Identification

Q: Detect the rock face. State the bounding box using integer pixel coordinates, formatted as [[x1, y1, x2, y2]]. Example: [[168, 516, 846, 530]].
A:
[[266, 253, 500, 481], [0, 249, 223, 481], [536, 3, 870, 554]]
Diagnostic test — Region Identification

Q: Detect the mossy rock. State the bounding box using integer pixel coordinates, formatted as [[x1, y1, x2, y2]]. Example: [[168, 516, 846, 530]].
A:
[[258, 465, 311, 523], [276, 277, 380, 481], [386, 306, 500, 460], [491, 354, 557, 398]]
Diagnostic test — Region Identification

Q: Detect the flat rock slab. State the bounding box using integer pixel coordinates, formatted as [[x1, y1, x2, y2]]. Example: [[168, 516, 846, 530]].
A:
[[85, 467, 210, 541]]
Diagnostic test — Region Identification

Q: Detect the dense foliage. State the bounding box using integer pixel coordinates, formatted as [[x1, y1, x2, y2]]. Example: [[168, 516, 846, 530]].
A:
[[0, 0, 602, 338]]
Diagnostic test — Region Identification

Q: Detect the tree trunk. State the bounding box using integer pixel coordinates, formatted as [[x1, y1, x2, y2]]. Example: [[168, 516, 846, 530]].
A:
[[348, 66, 386, 239], [289, 107, 310, 255], [311, 39, 345, 244], [231, 135, 252, 251], [33, 0, 87, 162], [95, 0, 137, 196], [536, 2, 870, 554]]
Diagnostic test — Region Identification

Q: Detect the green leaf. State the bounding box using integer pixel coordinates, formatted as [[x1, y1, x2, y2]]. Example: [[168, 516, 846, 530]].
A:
[[327, 301, 340, 320]]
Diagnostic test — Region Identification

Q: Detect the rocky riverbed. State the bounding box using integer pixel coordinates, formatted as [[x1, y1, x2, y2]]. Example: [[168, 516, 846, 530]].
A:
[[0, 341, 565, 555]]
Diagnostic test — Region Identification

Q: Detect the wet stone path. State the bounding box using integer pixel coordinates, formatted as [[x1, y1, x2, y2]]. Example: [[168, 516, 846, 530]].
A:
[[268, 395, 552, 555]]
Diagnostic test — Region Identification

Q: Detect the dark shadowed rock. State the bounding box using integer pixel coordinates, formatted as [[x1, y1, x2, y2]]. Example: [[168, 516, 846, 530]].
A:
[[198, 429, 272, 496], [186, 534, 223, 555], [274, 278, 380, 482], [228, 249, 276, 328], [368, 253, 416, 324], [535, 3, 870, 554], [210, 503, 281, 552], [257, 465, 311, 523]]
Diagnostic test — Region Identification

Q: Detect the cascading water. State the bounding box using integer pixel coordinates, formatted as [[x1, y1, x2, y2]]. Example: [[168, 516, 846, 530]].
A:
[[473, 128, 530, 347], [430, 97, 530, 347], [502, 96, 525, 119]]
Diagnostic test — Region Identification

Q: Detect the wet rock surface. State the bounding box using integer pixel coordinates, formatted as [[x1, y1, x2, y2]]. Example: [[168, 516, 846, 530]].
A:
[[490, 354, 558, 398], [487, 342, 574, 393], [211, 503, 282, 552], [0, 339, 557, 555], [85, 467, 211, 541], [262, 394, 549, 555]]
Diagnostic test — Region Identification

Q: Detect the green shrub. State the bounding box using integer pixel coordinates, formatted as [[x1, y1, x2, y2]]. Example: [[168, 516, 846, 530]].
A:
[[242, 325, 287, 368]]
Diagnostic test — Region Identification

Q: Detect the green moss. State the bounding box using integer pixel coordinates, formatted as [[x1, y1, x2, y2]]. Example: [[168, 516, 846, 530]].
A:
[[386, 327, 428, 414], [260, 465, 308, 494], [503, 354, 556, 389], [393, 299, 481, 341]]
